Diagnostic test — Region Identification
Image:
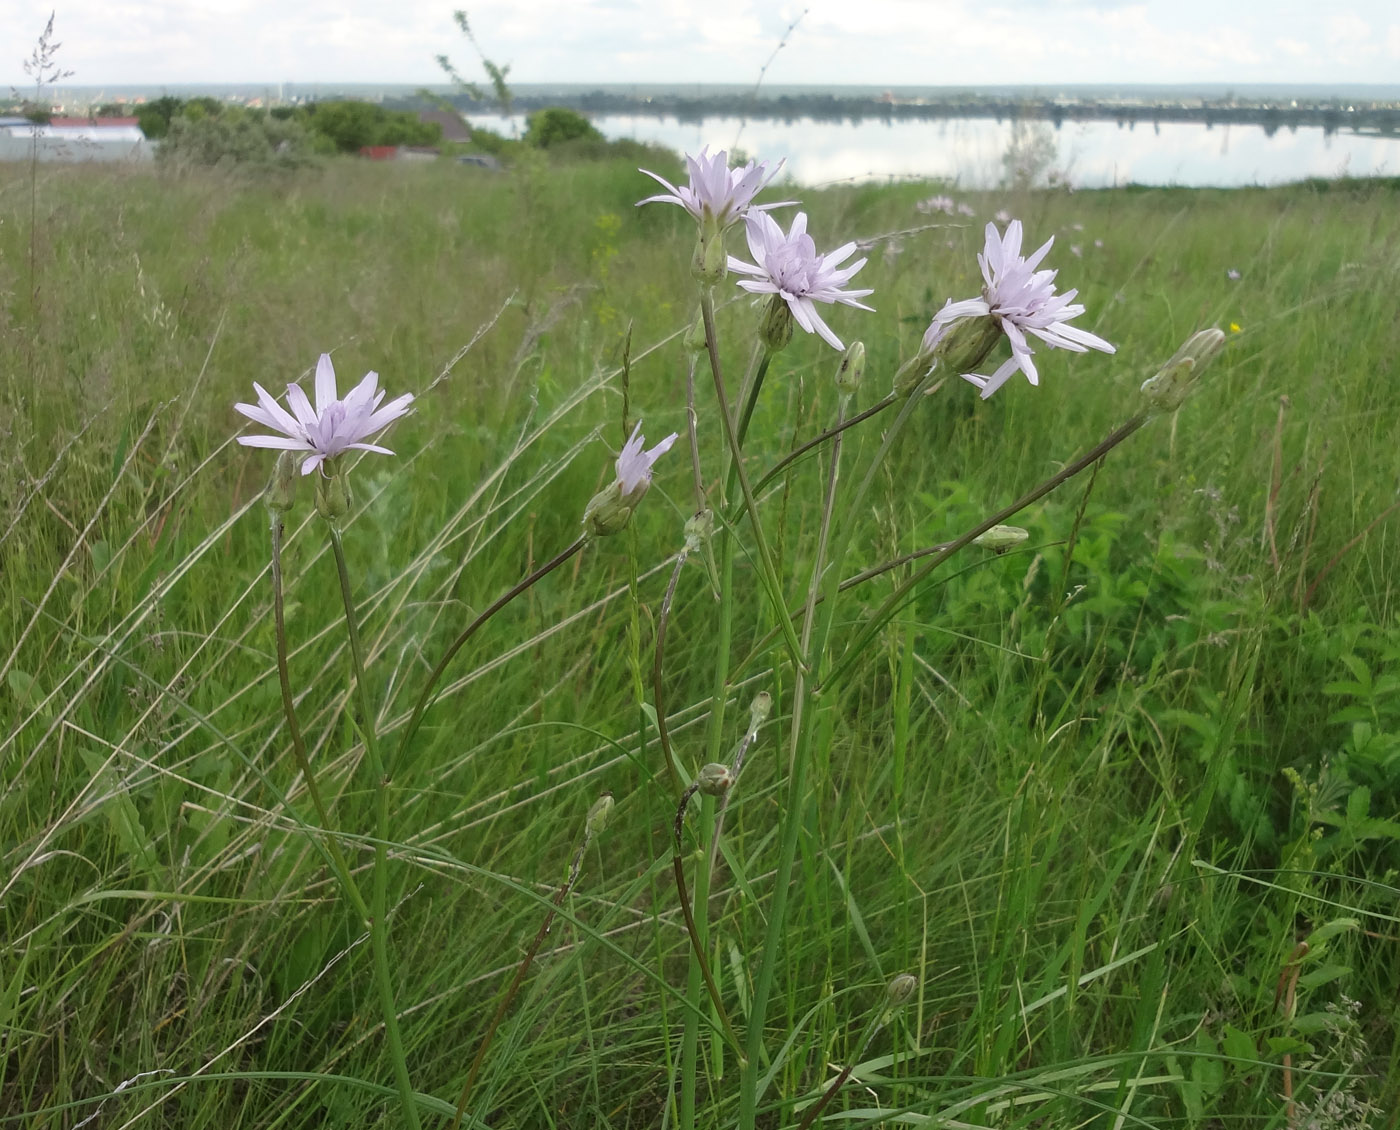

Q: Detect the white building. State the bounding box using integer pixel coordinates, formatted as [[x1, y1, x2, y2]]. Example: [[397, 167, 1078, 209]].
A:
[[0, 117, 153, 163]]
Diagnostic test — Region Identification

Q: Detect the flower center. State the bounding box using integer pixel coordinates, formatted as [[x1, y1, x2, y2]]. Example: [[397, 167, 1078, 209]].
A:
[[768, 237, 819, 296]]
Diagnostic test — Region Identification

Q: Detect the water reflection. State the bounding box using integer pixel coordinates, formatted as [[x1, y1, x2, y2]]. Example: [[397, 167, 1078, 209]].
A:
[[467, 111, 1400, 189]]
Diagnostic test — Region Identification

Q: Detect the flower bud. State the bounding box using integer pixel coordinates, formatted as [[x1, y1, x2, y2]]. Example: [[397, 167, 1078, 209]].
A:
[[584, 423, 677, 537], [1140, 328, 1227, 413], [585, 792, 615, 840], [314, 469, 351, 523], [691, 229, 727, 287], [697, 762, 733, 797], [265, 451, 298, 513], [886, 973, 917, 1009], [759, 293, 795, 354], [835, 341, 866, 398], [895, 311, 1002, 397], [972, 525, 1029, 553], [582, 481, 631, 538], [747, 691, 773, 730], [684, 508, 715, 554]]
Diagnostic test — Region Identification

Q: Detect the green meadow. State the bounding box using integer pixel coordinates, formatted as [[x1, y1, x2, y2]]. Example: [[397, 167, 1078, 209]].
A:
[[2, 155, 1398, 1127]]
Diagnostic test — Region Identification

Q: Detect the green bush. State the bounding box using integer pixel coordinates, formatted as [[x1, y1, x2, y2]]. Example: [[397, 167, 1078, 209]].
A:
[[156, 109, 317, 172], [135, 95, 184, 140], [524, 106, 603, 148], [301, 101, 442, 154]]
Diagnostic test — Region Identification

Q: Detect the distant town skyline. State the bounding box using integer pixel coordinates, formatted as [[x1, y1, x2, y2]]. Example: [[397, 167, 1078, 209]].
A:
[[3, 1, 1399, 91]]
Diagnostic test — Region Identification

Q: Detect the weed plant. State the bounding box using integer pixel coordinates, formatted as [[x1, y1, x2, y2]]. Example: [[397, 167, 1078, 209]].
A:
[[1, 153, 1398, 1128]]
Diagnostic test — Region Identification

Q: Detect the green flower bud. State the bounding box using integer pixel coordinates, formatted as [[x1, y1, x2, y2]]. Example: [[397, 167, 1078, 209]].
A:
[[697, 762, 733, 797], [759, 294, 795, 354], [585, 792, 615, 840], [886, 973, 918, 1009], [1140, 328, 1227, 413], [684, 508, 715, 554], [314, 468, 351, 523], [265, 451, 298, 513], [895, 313, 1002, 398], [691, 229, 728, 287], [583, 481, 631, 538], [972, 525, 1029, 553], [835, 341, 866, 398], [748, 691, 773, 730]]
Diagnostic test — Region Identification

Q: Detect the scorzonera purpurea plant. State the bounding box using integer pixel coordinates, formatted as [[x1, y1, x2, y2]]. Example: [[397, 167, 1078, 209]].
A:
[[232, 145, 1225, 1129]]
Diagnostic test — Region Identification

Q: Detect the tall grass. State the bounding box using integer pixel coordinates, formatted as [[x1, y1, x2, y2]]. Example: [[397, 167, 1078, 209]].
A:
[[2, 155, 1397, 1127]]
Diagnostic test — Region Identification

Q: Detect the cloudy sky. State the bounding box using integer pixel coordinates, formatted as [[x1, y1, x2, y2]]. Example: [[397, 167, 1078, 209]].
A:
[[3, 0, 1399, 89]]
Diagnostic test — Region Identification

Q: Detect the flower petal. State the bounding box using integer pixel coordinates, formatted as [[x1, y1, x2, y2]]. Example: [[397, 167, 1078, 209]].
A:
[[237, 434, 312, 449], [362, 392, 415, 434], [285, 383, 318, 430], [243, 381, 302, 437], [314, 354, 337, 414]]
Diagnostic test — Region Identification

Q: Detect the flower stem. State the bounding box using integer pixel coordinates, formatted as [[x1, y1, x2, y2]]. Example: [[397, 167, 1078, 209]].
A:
[[652, 551, 690, 797], [269, 511, 369, 923], [671, 784, 747, 1060], [677, 297, 772, 1129], [685, 353, 707, 510], [736, 394, 848, 1130], [793, 1003, 889, 1130], [735, 348, 772, 447], [698, 291, 806, 670], [327, 523, 421, 1130], [391, 535, 588, 776], [680, 538, 729, 1130]]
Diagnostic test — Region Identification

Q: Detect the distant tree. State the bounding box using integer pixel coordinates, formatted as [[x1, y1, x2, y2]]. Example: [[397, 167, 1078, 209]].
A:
[[20, 103, 53, 124], [301, 100, 441, 153], [182, 96, 226, 121], [157, 107, 316, 172], [95, 102, 126, 117], [524, 107, 602, 149], [136, 96, 183, 139], [303, 101, 376, 152]]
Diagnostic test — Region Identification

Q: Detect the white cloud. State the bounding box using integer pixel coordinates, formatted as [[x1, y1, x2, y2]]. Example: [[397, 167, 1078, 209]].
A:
[[1326, 13, 1372, 49], [3, 0, 1400, 87]]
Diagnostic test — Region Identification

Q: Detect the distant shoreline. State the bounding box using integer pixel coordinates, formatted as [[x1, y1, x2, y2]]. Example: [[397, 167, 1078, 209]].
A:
[[33, 83, 1400, 140], [443, 92, 1400, 139]]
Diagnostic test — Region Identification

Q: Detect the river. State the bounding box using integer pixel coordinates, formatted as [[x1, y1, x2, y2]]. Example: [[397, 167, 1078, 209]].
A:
[[467, 111, 1400, 189]]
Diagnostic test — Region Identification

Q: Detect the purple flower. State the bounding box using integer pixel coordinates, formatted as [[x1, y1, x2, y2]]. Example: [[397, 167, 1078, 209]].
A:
[[235, 353, 413, 475], [728, 211, 874, 351], [637, 147, 791, 232], [956, 202, 976, 217], [1226, 268, 1241, 281], [917, 194, 956, 216], [583, 422, 678, 536], [925, 220, 1115, 399], [616, 422, 678, 503]]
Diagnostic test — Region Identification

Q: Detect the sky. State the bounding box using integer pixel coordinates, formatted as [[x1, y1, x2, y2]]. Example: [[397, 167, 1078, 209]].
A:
[[3, 0, 1399, 91]]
